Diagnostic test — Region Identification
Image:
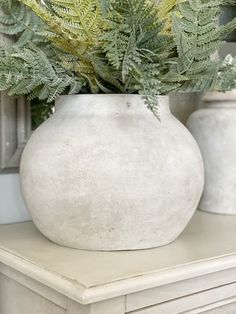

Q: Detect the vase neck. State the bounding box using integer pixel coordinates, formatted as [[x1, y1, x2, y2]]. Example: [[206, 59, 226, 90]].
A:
[[55, 95, 170, 116], [203, 91, 236, 109]]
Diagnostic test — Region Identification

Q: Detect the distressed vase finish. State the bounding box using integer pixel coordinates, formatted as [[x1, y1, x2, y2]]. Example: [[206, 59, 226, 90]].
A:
[[187, 92, 236, 215], [20, 95, 204, 250]]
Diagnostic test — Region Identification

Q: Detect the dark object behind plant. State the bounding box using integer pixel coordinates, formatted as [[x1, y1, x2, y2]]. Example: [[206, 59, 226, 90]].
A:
[[31, 99, 54, 129], [220, 5, 236, 42]]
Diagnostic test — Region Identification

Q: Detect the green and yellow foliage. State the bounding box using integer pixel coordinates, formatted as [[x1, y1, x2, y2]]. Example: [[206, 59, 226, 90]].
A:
[[217, 54, 236, 91], [158, 0, 184, 32], [172, 0, 236, 91], [0, 0, 236, 116]]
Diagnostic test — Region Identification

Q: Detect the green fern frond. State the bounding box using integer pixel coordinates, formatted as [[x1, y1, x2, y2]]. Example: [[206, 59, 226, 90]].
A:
[[216, 55, 236, 91], [0, 44, 85, 101], [16, 0, 115, 95], [0, 0, 45, 47], [172, 0, 236, 92], [158, 0, 185, 32], [0, 0, 235, 119], [101, 0, 179, 115], [18, 0, 105, 55]]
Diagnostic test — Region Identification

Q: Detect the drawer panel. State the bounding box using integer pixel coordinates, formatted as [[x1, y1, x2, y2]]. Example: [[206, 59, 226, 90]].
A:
[[127, 268, 236, 312], [202, 302, 236, 313], [127, 282, 236, 314], [184, 297, 236, 313]]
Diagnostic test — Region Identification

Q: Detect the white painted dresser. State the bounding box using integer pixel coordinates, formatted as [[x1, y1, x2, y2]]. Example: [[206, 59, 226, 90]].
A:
[[1, 211, 236, 314]]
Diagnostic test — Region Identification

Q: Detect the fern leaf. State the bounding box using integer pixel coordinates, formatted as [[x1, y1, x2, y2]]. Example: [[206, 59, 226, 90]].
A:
[[0, 44, 85, 101]]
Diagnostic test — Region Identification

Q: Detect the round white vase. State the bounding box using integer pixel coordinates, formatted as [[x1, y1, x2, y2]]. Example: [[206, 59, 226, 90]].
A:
[[20, 94, 204, 250], [187, 91, 236, 215]]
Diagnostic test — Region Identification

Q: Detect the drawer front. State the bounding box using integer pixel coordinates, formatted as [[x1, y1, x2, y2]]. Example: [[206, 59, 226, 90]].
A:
[[185, 298, 236, 313], [127, 268, 236, 312], [201, 302, 236, 313], [127, 282, 236, 314]]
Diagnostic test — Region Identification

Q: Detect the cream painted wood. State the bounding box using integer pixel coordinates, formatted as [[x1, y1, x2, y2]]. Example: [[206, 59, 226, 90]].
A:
[[67, 298, 125, 314], [2, 211, 236, 303], [0, 263, 67, 308], [66, 301, 89, 314], [0, 273, 65, 314], [66, 301, 90, 314], [128, 282, 236, 313], [0, 263, 125, 314], [184, 297, 236, 313], [0, 264, 125, 314], [88, 298, 125, 314], [126, 268, 236, 312], [201, 302, 236, 313], [1, 211, 236, 313]]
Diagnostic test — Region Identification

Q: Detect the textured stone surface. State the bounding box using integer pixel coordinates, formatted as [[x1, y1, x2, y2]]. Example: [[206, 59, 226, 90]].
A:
[[187, 96, 236, 214], [20, 95, 204, 250]]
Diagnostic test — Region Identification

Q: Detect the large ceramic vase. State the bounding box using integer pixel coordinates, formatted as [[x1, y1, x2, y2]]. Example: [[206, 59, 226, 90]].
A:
[[20, 95, 204, 251], [187, 91, 236, 215]]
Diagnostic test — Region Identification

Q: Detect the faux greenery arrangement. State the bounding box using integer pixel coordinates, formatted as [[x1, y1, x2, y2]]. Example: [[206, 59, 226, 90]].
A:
[[0, 0, 236, 117]]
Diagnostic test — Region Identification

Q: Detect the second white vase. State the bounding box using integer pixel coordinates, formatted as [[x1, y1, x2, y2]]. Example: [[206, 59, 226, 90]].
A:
[[187, 92, 236, 215]]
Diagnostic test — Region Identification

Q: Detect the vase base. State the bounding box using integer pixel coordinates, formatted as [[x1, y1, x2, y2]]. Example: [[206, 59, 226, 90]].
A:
[[198, 208, 236, 216], [34, 220, 189, 251]]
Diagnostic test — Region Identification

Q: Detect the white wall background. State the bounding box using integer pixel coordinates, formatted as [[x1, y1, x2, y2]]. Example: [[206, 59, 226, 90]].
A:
[[0, 172, 31, 224]]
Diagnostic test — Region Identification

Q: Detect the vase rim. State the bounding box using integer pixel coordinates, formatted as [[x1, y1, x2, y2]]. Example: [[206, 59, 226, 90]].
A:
[[205, 102, 236, 109], [56, 94, 169, 100], [203, 91, 236, 102], [54, 94, 170, 115]]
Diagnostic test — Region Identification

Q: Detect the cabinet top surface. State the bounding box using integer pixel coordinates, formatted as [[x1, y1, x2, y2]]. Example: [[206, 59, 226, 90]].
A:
[[0, 210, 236, 303]]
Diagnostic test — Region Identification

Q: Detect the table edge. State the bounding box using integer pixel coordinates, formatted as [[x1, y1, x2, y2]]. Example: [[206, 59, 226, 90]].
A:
[[1, 246, 236, 304]]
